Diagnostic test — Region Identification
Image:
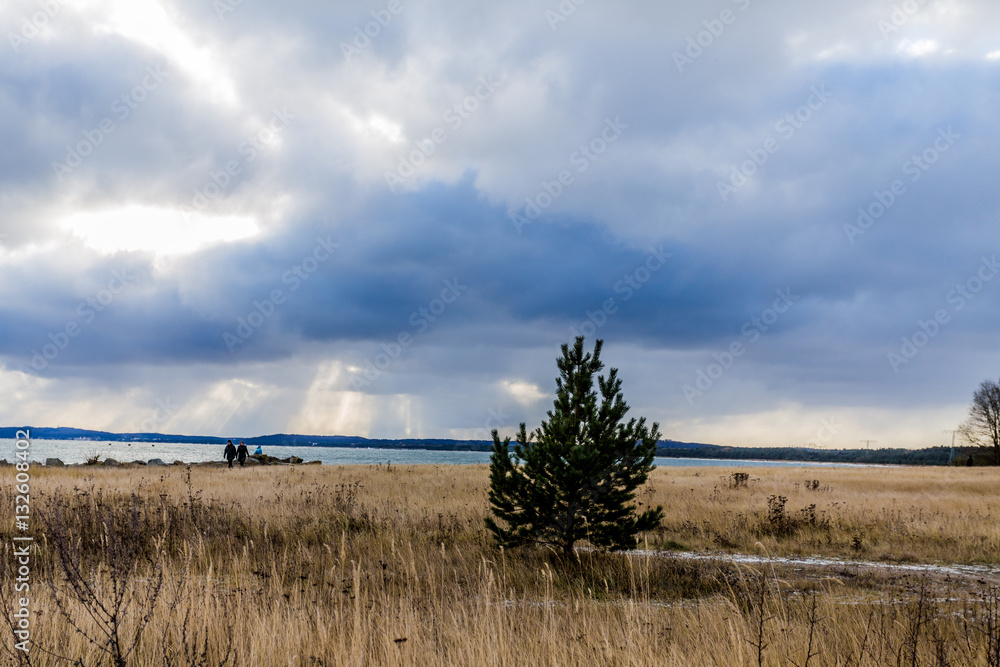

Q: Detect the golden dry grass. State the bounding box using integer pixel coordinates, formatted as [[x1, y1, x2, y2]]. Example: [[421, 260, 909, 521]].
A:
[[2, 462, 1000, 666], [646, 465, 1000, 564]]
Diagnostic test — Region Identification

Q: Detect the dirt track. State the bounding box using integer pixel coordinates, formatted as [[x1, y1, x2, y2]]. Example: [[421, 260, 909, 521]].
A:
[[629, 549, 1000, 595]]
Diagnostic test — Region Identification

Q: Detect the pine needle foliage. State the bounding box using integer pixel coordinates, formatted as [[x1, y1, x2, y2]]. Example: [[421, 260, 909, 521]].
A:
[[486, 337, 664, 558]]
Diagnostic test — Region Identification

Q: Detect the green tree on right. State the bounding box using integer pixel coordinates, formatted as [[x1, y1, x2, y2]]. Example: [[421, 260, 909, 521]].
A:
[[960, 378, 1000, 464], [485, 337, 663, 559]]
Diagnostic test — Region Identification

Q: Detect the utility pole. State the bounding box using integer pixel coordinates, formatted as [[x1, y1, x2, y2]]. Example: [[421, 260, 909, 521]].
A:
[[859, 439, 877, 450]]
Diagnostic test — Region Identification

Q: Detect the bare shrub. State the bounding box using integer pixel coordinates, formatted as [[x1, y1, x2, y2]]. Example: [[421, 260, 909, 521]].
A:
[[39, 491, 165, 667]]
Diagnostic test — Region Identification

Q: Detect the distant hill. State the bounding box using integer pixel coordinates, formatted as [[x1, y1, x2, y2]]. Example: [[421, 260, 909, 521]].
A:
[[0, 427, 721, 452], [0, 426, 959, 465], [0, 426, 501, 450], [0, 426, 232, 445]]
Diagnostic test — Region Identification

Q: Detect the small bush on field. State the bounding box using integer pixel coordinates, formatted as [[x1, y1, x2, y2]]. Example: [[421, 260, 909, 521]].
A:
[[756, 495, 829, 538], [803, 479, 831, 492]]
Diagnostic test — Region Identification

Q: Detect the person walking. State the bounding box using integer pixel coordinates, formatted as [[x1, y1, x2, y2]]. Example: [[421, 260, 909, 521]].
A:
[[224, 439, 237, 468], [236, 440, 249, 467]]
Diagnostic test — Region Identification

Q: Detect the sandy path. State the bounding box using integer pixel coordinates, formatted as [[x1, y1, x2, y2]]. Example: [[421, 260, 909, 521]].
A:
[[627, 549, 1000, 588]]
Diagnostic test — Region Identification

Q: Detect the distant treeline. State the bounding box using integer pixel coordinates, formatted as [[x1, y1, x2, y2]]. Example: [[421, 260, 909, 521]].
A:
[[654, 445, 958, 466], [2, 427, 987, 466]]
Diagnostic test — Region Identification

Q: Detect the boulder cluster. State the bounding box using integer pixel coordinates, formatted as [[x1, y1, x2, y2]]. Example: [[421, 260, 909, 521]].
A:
[[0, 454, 321, 467]]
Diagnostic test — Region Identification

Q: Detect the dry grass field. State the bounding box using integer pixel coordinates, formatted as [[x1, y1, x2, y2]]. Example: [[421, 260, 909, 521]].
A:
[[3, 462, 1000, 666]]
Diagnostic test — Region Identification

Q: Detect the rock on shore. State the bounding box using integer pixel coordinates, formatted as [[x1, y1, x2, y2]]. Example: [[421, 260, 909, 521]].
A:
[[35, 455, 322, 467]]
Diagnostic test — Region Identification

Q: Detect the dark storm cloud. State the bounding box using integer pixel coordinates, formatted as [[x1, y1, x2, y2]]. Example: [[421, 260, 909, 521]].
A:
[[2, 0, 999, 442]]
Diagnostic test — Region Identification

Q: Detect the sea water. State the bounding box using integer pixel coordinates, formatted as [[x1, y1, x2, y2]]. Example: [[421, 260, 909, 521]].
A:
[[1, 438, 872, 468]]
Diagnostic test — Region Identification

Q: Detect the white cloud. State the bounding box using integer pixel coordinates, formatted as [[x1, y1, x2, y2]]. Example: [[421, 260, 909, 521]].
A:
[[59, 206, 258, 256], [669, 403, 968, 449], [79, 0, 239, 105], [181, 377, 275, 434], [291, 361, 377, 436], [3, 0, 1000, 445], [896, 39, 941, 58], [501, 379, 547, 406]]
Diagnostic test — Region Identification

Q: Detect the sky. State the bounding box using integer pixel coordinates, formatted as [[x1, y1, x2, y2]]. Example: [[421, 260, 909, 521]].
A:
[[1, 0, 998, 448]]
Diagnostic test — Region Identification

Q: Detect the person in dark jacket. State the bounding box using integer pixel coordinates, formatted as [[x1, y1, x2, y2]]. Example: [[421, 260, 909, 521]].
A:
[[236, 441, 249, 467], [224, 440, 237, 468]]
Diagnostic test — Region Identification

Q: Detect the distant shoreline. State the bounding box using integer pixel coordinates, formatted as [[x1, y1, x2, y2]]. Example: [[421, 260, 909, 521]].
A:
[[1, 426, 981, 466]]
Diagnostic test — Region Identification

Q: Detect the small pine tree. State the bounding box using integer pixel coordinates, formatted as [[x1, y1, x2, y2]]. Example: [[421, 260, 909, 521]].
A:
[[486, 337, 664, 559]]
